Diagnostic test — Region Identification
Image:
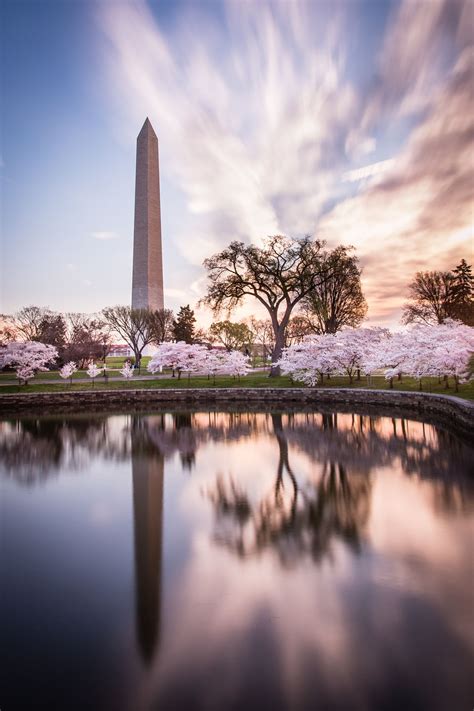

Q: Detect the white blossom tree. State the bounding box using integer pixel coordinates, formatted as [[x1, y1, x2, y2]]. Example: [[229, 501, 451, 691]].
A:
[[277, 323, 473, 392], [120, 361, 134, 380], [87, 363, 102, 387], [0, 342, 58, 385], [223, 350, 250, 378], [59, 361, 77, 385], [279, 328, 390, 386], [386, 321, 474, 391], [148, 342, 208, 380], [148, 342, 250, 383]]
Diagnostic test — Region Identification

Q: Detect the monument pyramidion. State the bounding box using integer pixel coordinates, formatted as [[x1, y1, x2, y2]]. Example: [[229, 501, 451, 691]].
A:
[[131, 118, 164, 311]]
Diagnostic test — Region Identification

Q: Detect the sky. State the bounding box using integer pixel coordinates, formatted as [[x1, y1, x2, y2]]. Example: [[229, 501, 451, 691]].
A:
[[1, 0, 473, 327]]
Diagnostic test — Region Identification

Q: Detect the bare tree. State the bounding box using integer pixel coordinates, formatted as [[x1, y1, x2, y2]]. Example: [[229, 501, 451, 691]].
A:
[[65, 313, 112, 367], [285, 315, 316, 345], [13, 306, 52, 341], [102, 306, 154, 371], [148, 308, 174, 345], [303, 247, 367, 333], [248, 317, 275, 363], [402, 271, 454, 325], [201, 235, 337, 375]]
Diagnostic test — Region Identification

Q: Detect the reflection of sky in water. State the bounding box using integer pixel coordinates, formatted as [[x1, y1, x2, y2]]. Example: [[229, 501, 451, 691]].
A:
[[1, 412, 473, 711]]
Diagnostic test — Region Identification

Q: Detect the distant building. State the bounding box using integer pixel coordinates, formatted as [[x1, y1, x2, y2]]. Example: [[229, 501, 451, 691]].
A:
[[109, 344, 132, 357]]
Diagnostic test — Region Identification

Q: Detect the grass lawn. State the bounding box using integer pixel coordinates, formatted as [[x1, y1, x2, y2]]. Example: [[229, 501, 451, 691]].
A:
[[0, 362, 157, 382], [0, 373, 472, 400], [105, 356, 152, 369]]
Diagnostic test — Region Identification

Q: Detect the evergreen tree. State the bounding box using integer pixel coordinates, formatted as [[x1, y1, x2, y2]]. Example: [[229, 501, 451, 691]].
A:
[[173, 305, 196, 343], [450, 259, 474, 325]]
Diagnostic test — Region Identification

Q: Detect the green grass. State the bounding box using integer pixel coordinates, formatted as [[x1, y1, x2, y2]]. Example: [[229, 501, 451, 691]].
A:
[[105, 356, 151, 369], [0, 363, 154, 382], [0, 373, 473, 400]]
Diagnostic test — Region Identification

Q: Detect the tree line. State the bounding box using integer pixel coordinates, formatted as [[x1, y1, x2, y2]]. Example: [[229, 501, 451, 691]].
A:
[[1, 234, 472, 377]]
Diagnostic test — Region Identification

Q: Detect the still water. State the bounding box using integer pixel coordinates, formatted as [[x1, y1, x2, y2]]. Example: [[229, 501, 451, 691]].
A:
[[1, 410, 473, 711]]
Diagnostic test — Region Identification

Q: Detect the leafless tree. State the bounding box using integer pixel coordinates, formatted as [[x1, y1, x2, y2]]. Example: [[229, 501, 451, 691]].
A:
[[285, 315, 316, 345], [13, 305, 52, 341], [102, 306, 154, 371], [201, 235, 338, 375], [303, 246, 367, 333], [148, 308, 175, 345], [402, 271, 455, 325], [248, 317, 275, 363], [64, 313, 112, 367]]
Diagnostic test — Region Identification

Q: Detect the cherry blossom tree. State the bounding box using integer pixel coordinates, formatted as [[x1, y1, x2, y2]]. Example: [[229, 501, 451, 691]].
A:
[[87, 363, 102, 387], [120, 361, 134, 379], [148, 342, 249, 383], [278, 323, 474, 392], [429, 322, 474, 390], [0, 342, 58, 385], [279, 328, 390, 386], [148, 342, 209, 380], [278, 339, 334, 386], [387, 321, 474, 391], [327, 328, 389, 383], [223, 350, 250, 378], [59, 361, 77, 385]]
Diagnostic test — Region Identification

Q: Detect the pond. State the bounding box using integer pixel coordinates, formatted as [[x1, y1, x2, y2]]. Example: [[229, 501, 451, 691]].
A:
[[1, 409, 473, 711]]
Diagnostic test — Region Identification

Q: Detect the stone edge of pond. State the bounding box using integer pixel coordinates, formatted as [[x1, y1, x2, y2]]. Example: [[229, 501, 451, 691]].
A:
[[0, 388, 473, 432]]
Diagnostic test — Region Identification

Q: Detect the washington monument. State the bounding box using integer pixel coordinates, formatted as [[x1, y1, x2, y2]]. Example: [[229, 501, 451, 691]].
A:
[[131, 118, 164, 310]]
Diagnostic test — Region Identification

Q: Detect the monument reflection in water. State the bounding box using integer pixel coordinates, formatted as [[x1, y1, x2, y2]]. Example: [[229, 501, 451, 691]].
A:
[[1, 410, 473, 711]]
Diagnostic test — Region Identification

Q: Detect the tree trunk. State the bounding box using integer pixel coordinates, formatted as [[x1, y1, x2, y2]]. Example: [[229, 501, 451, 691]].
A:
[[133, 349, 142, 374], [270, 325, 287, 377], [389, 377, 393, 389]]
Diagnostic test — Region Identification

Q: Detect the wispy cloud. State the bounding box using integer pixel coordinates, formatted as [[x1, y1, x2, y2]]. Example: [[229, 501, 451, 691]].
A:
[[91, 231, 119, 241], [98, 0, 473, 325], [342, 159, 395, 184], [320, 47, 474, 324]]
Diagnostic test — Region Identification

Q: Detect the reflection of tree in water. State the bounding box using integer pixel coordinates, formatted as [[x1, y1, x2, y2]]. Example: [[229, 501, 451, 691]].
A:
[[205, 412, 473, 564], [292, 414, 473, 514], [145, 411, 264, 471], [1, 411, 472, 514], [0, 416, 129, 486], [207, 414, 372, 565]]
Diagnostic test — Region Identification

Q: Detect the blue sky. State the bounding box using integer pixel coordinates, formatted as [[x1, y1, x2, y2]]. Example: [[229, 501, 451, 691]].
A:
[[1, 0, 472, 326]]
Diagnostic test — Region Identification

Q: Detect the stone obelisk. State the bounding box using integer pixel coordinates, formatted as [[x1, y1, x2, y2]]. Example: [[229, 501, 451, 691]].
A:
[[131, 118, 164, 311]]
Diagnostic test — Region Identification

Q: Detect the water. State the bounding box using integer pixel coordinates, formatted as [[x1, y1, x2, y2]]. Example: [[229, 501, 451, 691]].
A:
[[1, 410, 473, 711]]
